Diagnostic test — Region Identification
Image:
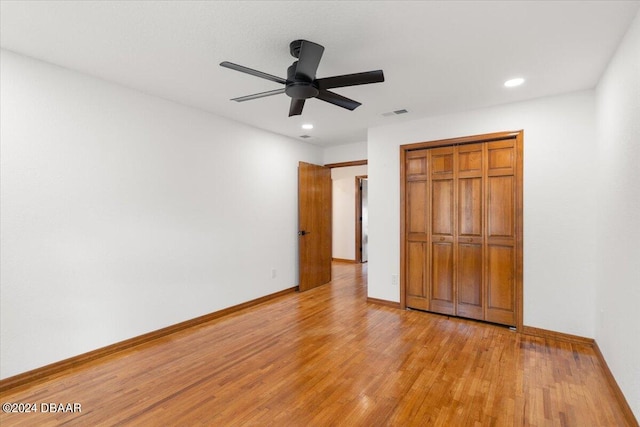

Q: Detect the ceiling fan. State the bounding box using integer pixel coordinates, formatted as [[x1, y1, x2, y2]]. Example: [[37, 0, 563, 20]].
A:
[[220, 39, 384, 117]]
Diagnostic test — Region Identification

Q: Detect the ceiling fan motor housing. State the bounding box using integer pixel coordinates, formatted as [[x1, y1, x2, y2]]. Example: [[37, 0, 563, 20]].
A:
[[285, 62, 319, 99], [289, 39, 304, 58]]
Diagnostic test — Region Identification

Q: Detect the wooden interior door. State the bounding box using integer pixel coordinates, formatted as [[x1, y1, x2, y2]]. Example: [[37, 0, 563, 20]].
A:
[[402, 131, 522, 328], [298, 162, 332, 292]]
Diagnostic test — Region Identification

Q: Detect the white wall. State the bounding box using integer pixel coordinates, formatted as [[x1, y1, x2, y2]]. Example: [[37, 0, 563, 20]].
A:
[[595, 10, 640, 419], [368, 91, 598, 338], [332, 165, 368, 260], [323, 141, 367, 165], [0, 50, 322, 379]]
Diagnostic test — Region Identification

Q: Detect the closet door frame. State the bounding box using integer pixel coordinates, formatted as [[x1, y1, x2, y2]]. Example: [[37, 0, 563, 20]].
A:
[[400, 130, 523, 330]]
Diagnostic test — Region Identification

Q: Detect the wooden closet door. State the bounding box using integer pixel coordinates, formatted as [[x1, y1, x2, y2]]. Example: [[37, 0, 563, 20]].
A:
[[429, 147, 455, 315], [456, 143, 484, 320], [402, 132, 521, 328], [485, 140, 517, 325], [405, 151, 429, 311]]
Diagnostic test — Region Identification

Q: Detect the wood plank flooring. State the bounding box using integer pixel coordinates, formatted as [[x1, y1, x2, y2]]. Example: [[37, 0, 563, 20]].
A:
[[0, 262, 632, 426]]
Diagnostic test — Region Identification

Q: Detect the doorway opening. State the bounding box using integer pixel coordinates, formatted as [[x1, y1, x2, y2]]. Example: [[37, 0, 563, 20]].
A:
[[356, 176, 368, 263], [327, 161, 368, 264]]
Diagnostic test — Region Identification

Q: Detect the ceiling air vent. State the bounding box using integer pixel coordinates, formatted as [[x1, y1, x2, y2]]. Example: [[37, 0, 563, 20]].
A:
[[382, 109, 409, 117], [299, 135, 312, 139]]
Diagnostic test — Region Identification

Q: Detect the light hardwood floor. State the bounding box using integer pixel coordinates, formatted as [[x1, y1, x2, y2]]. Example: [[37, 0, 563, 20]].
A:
[[0, 262, 632, 426]]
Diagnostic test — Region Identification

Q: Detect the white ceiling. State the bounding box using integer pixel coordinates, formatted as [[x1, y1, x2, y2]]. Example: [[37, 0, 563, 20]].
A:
[[1, 1, 638, 146]]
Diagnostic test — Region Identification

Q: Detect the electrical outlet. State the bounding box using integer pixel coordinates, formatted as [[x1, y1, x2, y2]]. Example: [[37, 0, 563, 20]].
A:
[[271, 269, 277, 279], [391, 274, 399, 287]]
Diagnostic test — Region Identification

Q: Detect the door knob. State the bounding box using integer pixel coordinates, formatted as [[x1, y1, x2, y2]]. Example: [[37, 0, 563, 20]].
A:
[[298, 230, 310, 236]]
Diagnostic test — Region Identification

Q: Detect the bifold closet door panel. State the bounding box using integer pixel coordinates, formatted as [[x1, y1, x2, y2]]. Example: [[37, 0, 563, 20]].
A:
[[485, 140, 517, 326], [456, 143, 484, 320], [405, 151, 430, 310], [429, 147, 455, 315]]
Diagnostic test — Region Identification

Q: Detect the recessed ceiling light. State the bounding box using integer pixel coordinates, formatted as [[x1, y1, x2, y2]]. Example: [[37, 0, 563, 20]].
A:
[[301, 123, 313, 130], [504, 77, 525, 88]]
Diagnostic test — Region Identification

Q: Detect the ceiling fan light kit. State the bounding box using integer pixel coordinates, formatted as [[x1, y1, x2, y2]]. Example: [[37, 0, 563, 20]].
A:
[[220, 40, 384, 117]]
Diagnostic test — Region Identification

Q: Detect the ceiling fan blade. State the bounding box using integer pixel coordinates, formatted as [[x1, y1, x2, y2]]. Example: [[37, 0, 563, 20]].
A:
[[316, 70, 385, 90], [231, 88, 286, 102], [220, 61, 287, 85], [294, 40, 324, 81], [316, 90, 361, 111], [289, 98, 306, 117]]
